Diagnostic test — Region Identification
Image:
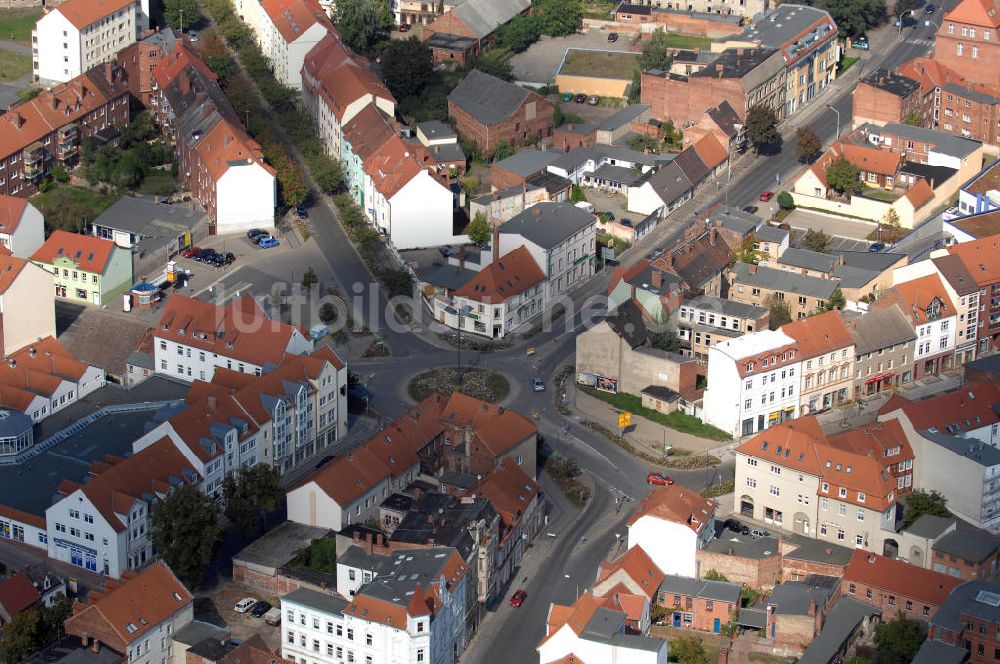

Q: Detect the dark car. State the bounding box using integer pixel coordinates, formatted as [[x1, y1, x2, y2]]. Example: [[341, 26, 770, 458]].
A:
[[607, 32, 618, 42], [620, 218, 633, 227], [924, 3, 935, 13], [575, 93, 586, 103], [250, 601, 272, 618], [194, 249, 217, 262], [869, 241, 886, 253], [222, 252, 236, 265], [725, 518, 750, 535], [247, 229, 268, 241], [742, 205, 759, 214], [295, 204, 308, 219]]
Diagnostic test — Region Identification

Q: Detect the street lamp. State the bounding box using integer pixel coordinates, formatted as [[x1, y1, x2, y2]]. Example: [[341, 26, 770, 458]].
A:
[[827, 104, 841, 139], [455, 304, 474, 388], [897, 9, 913, 35], [725, 123, 744, 207]]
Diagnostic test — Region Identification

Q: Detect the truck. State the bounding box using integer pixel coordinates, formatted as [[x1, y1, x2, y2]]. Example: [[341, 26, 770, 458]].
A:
[[263, 607, 281, 626]]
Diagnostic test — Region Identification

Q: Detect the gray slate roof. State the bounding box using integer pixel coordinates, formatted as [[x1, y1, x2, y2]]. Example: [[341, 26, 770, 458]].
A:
[[706, 101, 742, 139], [415, 263, 477, 291], [685, 294, 768, 320], [604, 298, 650, 348], [598, 104, 651, 131], [592, 163, 645, 186], [798, 598, 880, 664], [284, 588, 350, 615], [783, 539, 854, 566], [881, 122, 983, 159], [358, 547, 464, 608], [499, 202, 595, 249], [862, 69, 920, 97], [644, 162, 693, 206], [92, 196, 206, 237], [738, 4, 836, 51], [672, 146, 709, 185], [944, 81, 1000, 104], [705, 205, 760, 236], [768, 575, 839, 615], [919, 429, 1000, 467], [0, 409, 33, 438], [417, 120, 456, 141], [829, 264, 880, 289], [450, 0, 530, 39], [580, 608, 664, 652], [934, 521, 1000, 563], [657, 574, 741, 604], [903, 514, 955, 540], [493, 148, 562, 177], [779, 247, 841, 273], [912, 639, 970, 664], [755, 225, 788, 243], [730, 262, 840, 298], [449, 69, 532, 125], [930, 580, 1000, 634]]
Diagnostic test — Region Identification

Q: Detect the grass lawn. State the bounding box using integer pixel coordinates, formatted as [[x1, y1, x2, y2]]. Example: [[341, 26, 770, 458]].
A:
[[838, 55, 860, 76], [661, 33, 712, 50], [860, 186, 902, 202], [32, 185, 116, 235], [0, 8, 43, 44], [138, 170, 178, 196], [559, 48, 640, 80], [579, 386, 731, 441], [0, 50, 30, 82]]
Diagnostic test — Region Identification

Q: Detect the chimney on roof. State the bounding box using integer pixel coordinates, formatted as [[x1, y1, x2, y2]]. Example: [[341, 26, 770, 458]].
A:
[[652, 270, 662, 289], [104, 62, 113, 84], [50, 96, 58, 110], [710, 227, 718, 246], [807, 599, 817, 616], [492, 228, 500, 265]]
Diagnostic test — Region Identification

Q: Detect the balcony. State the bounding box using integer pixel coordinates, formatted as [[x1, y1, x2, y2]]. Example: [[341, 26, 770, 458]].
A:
[[22, 142, 44, 180], [57, 124, 77, 144]]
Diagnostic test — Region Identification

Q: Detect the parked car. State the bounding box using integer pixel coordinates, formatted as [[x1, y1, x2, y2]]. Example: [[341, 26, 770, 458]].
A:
[[587, 96, 599, 105], [531, 377, 545, 392], [234, 598, 257, 613], [750, 529, 770, 539], [187, 31, 199, 42], [296, 204, 309, 219], [742, 205, 759, 214], [258, 237, 280, 249], [852, 36, 870, 50], [247, 228, 268, 239], [194, 249, 217, 262], [620, 218, 633, 227], [646, 472, 673, 486], [222, 252, 236, 265], [575, 93, 586, 103], [181, 246, 201, 258], [607, 32, 618, 42], [869, 241, 886, 253], [725, 518, 750, 535], [250, 601, 272, 618], [510, 589, 528, 607], [759, 190, 774, 202], [263, 607, 282, 626], [398, 23, 411, 32], [562, 92, 574, 102], [924, 3, 936, 12]]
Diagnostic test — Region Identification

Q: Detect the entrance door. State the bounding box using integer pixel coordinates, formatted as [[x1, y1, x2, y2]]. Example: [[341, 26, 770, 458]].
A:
[[673, 613, 681, 628], [713, 618, 721, 633]]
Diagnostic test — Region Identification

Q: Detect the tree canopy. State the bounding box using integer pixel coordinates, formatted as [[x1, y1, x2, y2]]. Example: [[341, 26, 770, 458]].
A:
[[467, 211, 491, 247], [801, 0, 885, 38], [333, 0, 393, 57], [223, 465, 283, 538], [803, 228, 832, 253], [639, 30, 676, 71], [381, 38, 433, 99], [795, 127, 821, 163], [163, 0, 200, 30], [766, 294, 792, 329], [745, 104, 780, 154], [670, 636, 709, 664], [151, 485, 221, 588], [903, 489, 951, 528], [494, 15, 542, 52], [826, 157, 864, 196], [875, 618, 926, 664]]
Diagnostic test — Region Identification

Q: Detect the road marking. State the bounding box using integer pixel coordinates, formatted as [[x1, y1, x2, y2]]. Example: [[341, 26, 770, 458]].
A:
[[582, 468, 635, 502], [192, 267, 247, 297]]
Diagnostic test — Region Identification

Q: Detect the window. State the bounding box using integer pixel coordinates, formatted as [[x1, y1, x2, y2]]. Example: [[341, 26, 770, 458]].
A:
[[366, 634, 372, 646], [821, 482, 829, 493], [769, 485, 780, 496], [855, 534, 864, 545], [839, 487, 847, 498], [839, 504, 847, 516], [747, 458, 758, 467], [770, 465, 781, 475], [747, 478, 757, 488], [417, 650, 425, 662], [858, 492, 865, 503], [821, 497, 829, 511]]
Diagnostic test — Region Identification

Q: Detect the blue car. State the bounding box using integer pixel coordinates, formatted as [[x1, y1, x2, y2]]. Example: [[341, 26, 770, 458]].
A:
[[258, 237, 280, 249], [869, 242, 886, 253]]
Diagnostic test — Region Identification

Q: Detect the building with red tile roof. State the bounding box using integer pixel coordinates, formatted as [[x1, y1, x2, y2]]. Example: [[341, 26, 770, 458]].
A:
[[0, 572, 41, 625], [875, 273, 959, 378], [0, 336, 104, 422], [593, 545, 665, 601], [65, 562, 193, 652], [935, 0, 1000, 85], [33, 0, 148, 86], [31, 231, 133, 307], [627, 484, 718, 577], [0, 197, 43, 258], [948, 233, 1000, 352], [254, 0, 332, 89], [880, 382, 1000, 446], [843, 550, 963, 619], [780, 310, 856, 416], [474, 460, 541, 588]]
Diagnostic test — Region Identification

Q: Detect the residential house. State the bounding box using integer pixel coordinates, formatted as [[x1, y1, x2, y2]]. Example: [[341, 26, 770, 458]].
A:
[[491, 148, 564, 190], [605, 259, 685, 323], [734, 417, 904, 552], [469, 183, 548, 225], [933, 0, 1000, 86], [765, 576, 840, 651], [647, 224, 735, 299], [448, 70, 554, 156], [394, 0, 464, 26], [626, 483, 718, 577], [781, 311, 855, 416], [899, 514, 1000, 580], [253, 0, 331, 89], [873, 273, 958, 378], [957, 157, 1000, 217], [727, 263, 840, 320], [947, 232, 1000, 353], [474, 461, 542, 590], [842, 549, 963, 620], [675, 295, 769, 362], [301, 32, 395, 158], [30, 231, 131, 307], [798, 598, 881, 664], [703, 328, 802, 438], [46, 437, 200, 577], [879, 402, 1000, 532], [0, 197, 44, 258], [0, 573, 41, 625], [592, 546, 666, 632], [536, 593, 668, 664], [0, 64, 129, 197], [548, 145, 659, 188], [880, 381, 1000, 447], [627, 162, 694, 216], [151, 293, 314, 383], [153, 42, 276, 233], [753, 225, 790, 263], [655, 575, 741, 634], [0, 336, 105, 423], [282, 548, 470, 664], [0, 253, 55, 357], [826, 419, 916, 498], [914, 580, 1000, 664], [423, 0, 531, 65], [115, 28, 178, 108], [32, 0, 148, 86], [495, 202, 596, 301], [852, 69, 923, 128], [64, 563, 193, 662], [575, 299, 699, 403], [616, 0, 766, 19], [409, 120, 466, 178], [843, 306, 917, 398]]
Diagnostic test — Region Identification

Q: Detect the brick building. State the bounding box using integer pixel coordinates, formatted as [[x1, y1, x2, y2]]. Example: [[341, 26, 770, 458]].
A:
[[947, 233, 1000, 352], [934, 0, 1000, 86], [852, 69, 922, 128], [842, 550, 963, 621], [766, 575, 840, 651], [0, 63, 128, 197], [916, 580, 1000, 664], [448, 70, 554, 156], [116, 28, 177, 109], [553, 122, 597, 153], [656, 575, 741, 633], [423, 0, 529, 64]]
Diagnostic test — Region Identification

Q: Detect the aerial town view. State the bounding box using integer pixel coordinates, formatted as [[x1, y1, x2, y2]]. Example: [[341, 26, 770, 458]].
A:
[[0, 0, 997, 661]]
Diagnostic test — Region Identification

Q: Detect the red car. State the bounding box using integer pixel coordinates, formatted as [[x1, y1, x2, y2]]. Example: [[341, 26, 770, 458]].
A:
[[647, 472, 674, 486], [510, 589, 528, 607], [181, 246, 201, 258], [759, 191, 775, 202], [398, 23, 411, 32]]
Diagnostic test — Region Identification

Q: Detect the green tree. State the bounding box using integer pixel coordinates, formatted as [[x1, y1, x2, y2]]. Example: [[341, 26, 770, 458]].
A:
[[638, 29, 675, 71], [163, 0, 201, 30], [875, 618, 926, 664], [894, 0, 917, 16], [823, 287, 846, 311], [319, 303, 338, 323], [766, 294, 792, 330], [333, 0, 393, 57], [628, 69, 642, 104], [494, 15, 541, 52], [205, 55, 239, 87], [671, 636, 709, 664], [795, 127, 821, 163], [703, 569, 729, 581], [803, 228, 832, 253], [745, 104, 780, 154], [302, 267, 319, 289], [465, 53, 514, 81], [309, 154, 346, 195], [627, 133, 661, 153], [902, 110, 923, 125], [777, 191, 795, 210], [826, 157, 864, 196], [51, 165, 69, 184], [649, 319, 682, 353], [733, 234, 763, 264], [467, 211, 491, 247], [224, 465, 283, 538], [802, 0, 885, 38], [0, 610, 41, 664], [150, 485, 220, 588], [650, 603, 668, 625], [381, 37, 433, 99], [534, 0, 581, 37], [882, 207, 901, 229], [903, 489, 951, 528], [492, 140, 515, 161], [291, 538, 338, 573], [570, 184, 587, 203]]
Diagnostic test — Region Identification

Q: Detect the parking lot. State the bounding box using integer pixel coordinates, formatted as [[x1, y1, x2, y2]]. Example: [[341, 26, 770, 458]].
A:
[[195, 580, 281, 651], [785, 209, 877, 252], [511, 30, 634, 85]]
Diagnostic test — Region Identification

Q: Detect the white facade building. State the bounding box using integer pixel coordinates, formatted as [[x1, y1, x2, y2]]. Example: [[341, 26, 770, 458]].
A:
[[364, 159, 457, 250], [703, 329, 803, 439], [625, 484, 717, 578], [255, 0, 330, 89], [215, 159, 279, 234], [32, 0, 148, 86], [0, 197, 44, 258]]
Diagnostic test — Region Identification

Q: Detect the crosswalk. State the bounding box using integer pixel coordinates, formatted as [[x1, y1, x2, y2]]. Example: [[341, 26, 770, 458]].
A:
[[906, 38, 934, 47]]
